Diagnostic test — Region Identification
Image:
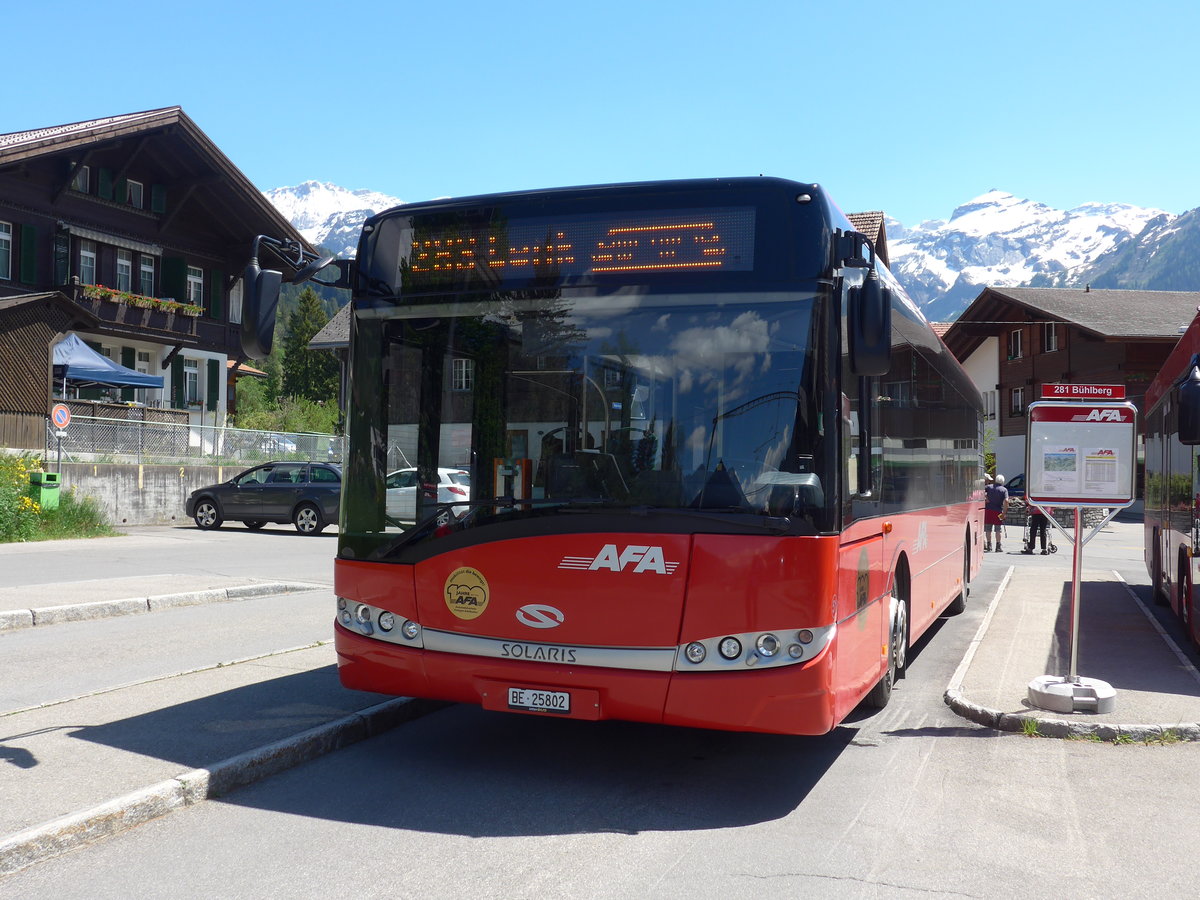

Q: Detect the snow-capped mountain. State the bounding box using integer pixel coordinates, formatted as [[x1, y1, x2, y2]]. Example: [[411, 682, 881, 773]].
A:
[[889, 190, 1169, 320], [263, 181, 1182, 321], [263, 181, 403, 258]]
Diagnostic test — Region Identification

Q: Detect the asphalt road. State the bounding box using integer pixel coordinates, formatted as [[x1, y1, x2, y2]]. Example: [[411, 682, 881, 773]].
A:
[[3, 518, 1198, 898]]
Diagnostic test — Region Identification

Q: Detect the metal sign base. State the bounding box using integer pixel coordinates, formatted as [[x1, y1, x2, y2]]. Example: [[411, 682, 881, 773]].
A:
[[1028, 675, 1115, 714]]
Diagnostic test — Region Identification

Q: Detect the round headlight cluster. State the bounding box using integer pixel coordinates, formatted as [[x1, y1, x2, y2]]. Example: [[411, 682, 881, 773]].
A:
[[378, 612, 395, 632], [718, 636, 742, 660], [684, 641, 707, 664], [401, 619, 421, 641], [355, 605, 372, 625], [755, 633, 780, 657]]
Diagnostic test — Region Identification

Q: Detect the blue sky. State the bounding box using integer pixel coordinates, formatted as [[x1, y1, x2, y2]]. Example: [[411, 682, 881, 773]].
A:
[[7, 0, 1198, 225]]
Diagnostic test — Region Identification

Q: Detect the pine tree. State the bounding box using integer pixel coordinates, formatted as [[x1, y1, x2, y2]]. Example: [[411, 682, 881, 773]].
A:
[[280, 287, 338, 403]]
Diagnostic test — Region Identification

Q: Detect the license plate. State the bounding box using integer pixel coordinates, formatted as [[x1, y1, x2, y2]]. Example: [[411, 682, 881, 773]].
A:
[[507, 687, 570, 714]]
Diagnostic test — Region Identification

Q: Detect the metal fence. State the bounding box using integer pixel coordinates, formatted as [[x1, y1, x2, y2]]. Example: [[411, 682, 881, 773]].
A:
[[45, 415, 343, 466]]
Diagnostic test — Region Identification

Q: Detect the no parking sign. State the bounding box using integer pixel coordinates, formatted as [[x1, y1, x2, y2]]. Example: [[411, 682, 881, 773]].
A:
[[51, 403, 71, 429]]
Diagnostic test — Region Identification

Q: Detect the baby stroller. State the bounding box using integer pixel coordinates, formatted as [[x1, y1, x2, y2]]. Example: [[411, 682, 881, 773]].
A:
[[1021, 504, 1058, 554]]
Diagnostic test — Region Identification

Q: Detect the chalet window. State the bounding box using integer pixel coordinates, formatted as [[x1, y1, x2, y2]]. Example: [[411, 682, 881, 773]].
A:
[[79, 240, 97, 285], [186, 266, 204, 307], [1043, 322, 1059, 353], [136, 350, 153, 405], [983, 389, 998, 420], [452, 358, 475, 392], [71, 165, 90, 193], [229, 278, 243, 325], [0, 222, 10, 280], [1008, 329, 1023, 360], [140, 256, 155, 296], [184, 359, 200, 404], [1010, 387, 1025, 416], [116, 250, 133, 292], [126, 180, 144, 209]]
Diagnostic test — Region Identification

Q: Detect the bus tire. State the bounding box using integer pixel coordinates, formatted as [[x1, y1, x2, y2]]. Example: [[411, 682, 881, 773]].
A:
[[1151, 531, 1168, 606], [945, 529, 971, 615], [865, 568, 910, 709], [1179, 554, 1196, 647]]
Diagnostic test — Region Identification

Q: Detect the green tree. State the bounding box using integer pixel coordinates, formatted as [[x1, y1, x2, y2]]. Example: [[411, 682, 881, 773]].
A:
[[281, 287, 338, 403]]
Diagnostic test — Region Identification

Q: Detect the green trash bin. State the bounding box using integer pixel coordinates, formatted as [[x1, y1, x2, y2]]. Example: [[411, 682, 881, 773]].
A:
[[30, 471, 61, 510]]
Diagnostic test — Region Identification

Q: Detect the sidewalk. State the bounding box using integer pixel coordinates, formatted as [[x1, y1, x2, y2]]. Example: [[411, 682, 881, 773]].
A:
[[0, 574, 325, 631], [946, 564, 1200, 740]]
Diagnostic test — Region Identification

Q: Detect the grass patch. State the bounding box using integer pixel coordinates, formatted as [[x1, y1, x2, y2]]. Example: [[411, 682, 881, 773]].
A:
[[0, 453, 119, 543], [1021, 718, 1043, 738]]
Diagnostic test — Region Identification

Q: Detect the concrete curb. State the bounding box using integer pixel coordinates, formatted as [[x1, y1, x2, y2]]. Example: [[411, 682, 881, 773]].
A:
[[943, 564, 1200, 742], [0, 582, 327, 632], [0, 696, 446, 877]]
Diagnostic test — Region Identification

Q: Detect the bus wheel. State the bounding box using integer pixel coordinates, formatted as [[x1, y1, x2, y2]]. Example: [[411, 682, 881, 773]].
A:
[[946, 530, 971, 615], [1180, 557, 1197, 647], [1152, 533, 1168, 606], [865, 593, 908, 709]]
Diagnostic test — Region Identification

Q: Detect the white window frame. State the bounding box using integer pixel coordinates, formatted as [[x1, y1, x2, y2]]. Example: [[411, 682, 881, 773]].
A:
[[1010, 386, 1025, 416], [116, 249, 133, 292], [184, 358, 200, 404], [126, 179, 144, 209], [71, 165, 90, 193], [186, 266, 204, 307], [1008, 329, 1023, 360], [140, 256, 156, 297], [0, 221, 11, 281], [135, 350, 154, 405], [229, 278, 243, 325], [1043, 322, 1059, 353], [79, 239, 97, 285], [452, 358, 475, 392]]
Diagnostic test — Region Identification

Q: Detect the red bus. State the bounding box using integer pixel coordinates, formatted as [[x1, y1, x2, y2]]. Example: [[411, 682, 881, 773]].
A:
[[1144, 309, 1200, 646], [275, 178, 982, 735]]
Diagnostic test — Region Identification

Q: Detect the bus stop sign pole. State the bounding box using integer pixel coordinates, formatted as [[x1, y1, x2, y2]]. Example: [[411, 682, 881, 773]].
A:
[[1023, 390, 1136, 715]]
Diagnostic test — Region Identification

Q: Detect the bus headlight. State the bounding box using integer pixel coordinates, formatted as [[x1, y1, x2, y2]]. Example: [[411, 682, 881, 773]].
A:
[[755, 633, 780, 657], [339, 610, 352, 626], [355, 605, 372, 625], [684, 642, 707, 664], [718, 636, 742, 660], [797, 629, 814, 644], [788, 643, 804, 659], [378, 612, 395, 632], [401, 620, 421, 641]]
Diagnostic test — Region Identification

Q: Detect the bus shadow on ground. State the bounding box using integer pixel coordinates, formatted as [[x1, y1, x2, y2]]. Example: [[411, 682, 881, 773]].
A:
[[71, 666, 855, 836]]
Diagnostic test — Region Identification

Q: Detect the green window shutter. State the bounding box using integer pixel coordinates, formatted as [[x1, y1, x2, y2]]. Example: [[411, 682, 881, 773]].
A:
[[115, 177, 128, 205], [98, 168, 114, 201], [19, 224, 37, 285], [171, 356, 185, 409], [161, 256, 187, 302], [121, 347, 136, 402], [209, 268, 224, 320], [151, 184, 167, 214], [207, 359, 220, 412]]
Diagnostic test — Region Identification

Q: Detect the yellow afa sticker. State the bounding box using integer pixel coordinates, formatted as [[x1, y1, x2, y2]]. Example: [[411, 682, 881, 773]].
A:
[[445, 567, 490, 620]]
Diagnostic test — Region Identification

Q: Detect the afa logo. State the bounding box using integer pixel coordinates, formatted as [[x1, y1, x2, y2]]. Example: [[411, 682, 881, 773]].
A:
[[444, 566, 489, 620], [558, 544, 680, 574], [1080, 409, 1127, 423]]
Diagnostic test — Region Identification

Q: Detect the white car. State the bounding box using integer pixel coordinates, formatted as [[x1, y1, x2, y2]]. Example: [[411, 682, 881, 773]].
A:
[[385, 467, 471, 523]]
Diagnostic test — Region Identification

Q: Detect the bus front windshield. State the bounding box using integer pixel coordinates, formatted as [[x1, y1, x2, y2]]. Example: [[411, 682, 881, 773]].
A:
[[342, 290, 835, 555]]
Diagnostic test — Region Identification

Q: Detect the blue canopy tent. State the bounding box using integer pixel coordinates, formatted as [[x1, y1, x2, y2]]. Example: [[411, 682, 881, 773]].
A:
[[52, 334, 165, 390]]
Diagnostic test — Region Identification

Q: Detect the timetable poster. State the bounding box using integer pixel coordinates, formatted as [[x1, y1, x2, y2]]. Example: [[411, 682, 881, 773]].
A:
[[1082, 447, 1120, 496], [1039, 445, 1080, 495]]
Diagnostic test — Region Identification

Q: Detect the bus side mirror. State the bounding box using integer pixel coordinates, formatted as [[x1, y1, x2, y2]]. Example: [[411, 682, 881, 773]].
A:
[[1179, 364, 1200, 445], [241, 261, 283, 359], [848, 272, 892, 376]]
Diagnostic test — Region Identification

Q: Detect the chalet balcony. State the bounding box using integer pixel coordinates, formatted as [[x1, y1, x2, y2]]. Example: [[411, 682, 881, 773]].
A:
[[74, 284, 201, 338]]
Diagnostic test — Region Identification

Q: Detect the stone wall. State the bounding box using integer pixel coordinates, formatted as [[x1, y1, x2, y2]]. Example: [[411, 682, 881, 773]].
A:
[[56, 462, 231, 526]]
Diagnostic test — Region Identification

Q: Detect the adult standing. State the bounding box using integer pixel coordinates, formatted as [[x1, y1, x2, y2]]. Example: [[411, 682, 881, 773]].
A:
[[984, 474, 1009, 552], [1024, 504, 1052, 554]]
